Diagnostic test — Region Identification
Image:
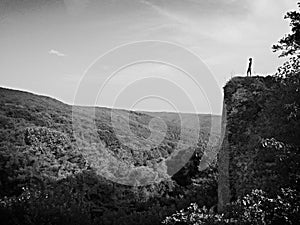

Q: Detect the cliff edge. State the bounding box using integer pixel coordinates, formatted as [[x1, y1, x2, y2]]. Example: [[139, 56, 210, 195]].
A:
[[218, 75, 300, 212]]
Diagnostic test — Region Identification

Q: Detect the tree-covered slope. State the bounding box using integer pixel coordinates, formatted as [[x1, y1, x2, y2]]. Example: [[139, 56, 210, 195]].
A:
[[0, 87, 221, 225]]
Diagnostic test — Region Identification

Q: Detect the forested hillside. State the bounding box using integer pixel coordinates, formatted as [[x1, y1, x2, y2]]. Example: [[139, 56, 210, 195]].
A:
[[0, 87, 221, 225]]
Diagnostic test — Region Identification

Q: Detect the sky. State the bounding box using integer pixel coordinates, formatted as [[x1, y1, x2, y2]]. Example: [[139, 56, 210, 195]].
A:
[[0, 0, 298, 115]]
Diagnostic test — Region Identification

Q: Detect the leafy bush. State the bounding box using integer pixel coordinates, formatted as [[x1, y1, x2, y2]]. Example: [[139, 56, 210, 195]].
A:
[[163, 203, 224, 225], [0, 185, 94, 225], [162, 188, 300, 225]]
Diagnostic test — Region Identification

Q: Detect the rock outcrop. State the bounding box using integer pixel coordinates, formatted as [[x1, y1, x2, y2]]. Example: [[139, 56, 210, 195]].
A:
[[217, 76, 299, 212]]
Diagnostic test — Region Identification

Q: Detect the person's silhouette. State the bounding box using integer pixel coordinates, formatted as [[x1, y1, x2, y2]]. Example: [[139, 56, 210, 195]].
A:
[[247, 58, 252, 76]]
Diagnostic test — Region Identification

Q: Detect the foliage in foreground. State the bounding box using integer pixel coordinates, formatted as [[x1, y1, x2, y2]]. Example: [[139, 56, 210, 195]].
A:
[[163, 188, 300, 225], [0, 165, 217, 225]]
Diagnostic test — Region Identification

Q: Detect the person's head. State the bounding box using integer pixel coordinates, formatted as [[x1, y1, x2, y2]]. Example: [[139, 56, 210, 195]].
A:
[[249, 58, 252, 61]]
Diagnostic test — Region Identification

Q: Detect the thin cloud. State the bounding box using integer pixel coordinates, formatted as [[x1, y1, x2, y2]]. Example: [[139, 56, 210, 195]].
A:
[[141, 0, 184, 24], [140, 0, 242, 46], [64, 0, 90, 16], [48, 49, 66, 57]]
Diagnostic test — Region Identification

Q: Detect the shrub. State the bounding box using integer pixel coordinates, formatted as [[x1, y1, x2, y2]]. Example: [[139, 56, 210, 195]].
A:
[[162, 188, 300, 225]]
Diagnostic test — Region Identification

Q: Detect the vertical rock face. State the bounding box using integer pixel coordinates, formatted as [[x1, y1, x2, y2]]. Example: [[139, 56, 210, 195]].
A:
[[217, 101, 230, 212], [217, 76, 267, 212], [217, 75, 298, 212]]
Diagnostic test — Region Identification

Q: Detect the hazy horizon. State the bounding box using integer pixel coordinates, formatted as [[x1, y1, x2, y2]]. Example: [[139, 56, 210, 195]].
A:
[[0, 85, 223, 116]]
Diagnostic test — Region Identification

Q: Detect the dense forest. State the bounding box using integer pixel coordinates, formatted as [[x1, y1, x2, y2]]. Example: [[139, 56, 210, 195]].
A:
[[0, 87, 221, 224]]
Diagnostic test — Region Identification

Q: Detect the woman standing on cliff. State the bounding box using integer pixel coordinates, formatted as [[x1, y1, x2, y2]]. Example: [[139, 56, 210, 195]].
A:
[[247, 58, 252, 76]]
